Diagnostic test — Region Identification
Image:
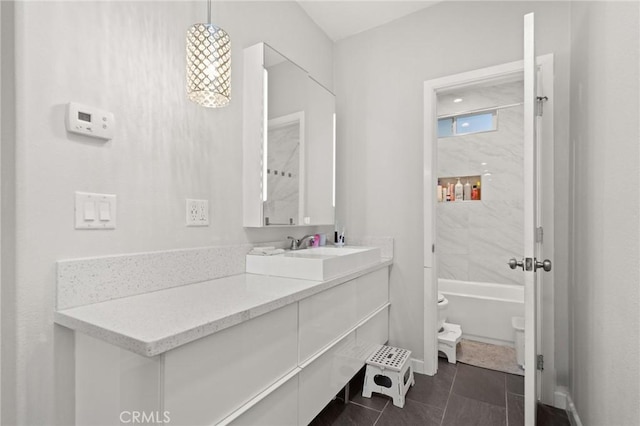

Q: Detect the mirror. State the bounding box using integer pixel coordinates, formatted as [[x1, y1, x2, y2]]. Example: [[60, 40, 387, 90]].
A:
[[243, 43, 335, 227], [265, 112, 304, 225]]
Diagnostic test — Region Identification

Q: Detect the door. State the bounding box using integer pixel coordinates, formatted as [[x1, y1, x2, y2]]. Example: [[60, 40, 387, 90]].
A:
[[510, 13, 553, 424], [523, 12, 547, 426], [521, 12, 537, 426], [423, 15, 554, 405]]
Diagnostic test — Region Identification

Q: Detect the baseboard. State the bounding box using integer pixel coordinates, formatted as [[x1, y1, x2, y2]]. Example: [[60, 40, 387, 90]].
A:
[[560, 389, 583, 426], [553, 387, 567, 409], [411, 357, 425, 374]]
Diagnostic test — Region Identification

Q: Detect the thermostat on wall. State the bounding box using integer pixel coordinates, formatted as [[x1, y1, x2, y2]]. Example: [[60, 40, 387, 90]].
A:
[[65, 102, 115, 141]]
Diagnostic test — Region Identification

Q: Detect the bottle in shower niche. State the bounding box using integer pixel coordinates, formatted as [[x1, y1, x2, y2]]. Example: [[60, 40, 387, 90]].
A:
[[464, 180, 471, 200], [437, 180, 443, 202], [476, 181, 482, 200], [454, 178, 463, 202]]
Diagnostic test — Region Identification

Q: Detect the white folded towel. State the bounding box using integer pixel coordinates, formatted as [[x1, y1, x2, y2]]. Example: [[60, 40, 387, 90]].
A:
[[248, 247, 285, 256], [252, 246, 275, 252]]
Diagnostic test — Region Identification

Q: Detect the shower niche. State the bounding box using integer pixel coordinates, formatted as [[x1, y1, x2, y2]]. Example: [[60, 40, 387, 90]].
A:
[[437, 175, 482, 202]]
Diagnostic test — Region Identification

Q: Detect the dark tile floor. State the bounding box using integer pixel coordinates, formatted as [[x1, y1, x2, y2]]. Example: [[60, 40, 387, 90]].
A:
[[310, 358, 570, 426]]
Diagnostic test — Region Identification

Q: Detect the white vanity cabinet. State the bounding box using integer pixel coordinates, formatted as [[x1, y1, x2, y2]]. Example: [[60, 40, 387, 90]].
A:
[[76, 303, 299, 426], [73, 266, 390, 426], [298, 331, 361, 425], [227, 373, 299, 426], [298, 267, 389, 363], [163, 303, 299, 425]]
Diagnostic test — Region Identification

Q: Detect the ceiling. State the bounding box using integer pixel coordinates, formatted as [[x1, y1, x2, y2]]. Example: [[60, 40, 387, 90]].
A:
[[297, 1, 441, 42]]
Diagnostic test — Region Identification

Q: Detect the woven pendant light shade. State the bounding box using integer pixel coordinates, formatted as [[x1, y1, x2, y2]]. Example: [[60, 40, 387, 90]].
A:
[[186, 23, 231, 108]]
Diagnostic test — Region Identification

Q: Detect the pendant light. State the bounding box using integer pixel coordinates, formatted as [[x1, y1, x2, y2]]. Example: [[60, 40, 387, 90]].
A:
[[186, 0, 231, 107]]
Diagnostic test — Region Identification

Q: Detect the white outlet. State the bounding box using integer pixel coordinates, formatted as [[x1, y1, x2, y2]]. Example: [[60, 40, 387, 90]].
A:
[[186, 199, 209, 226]]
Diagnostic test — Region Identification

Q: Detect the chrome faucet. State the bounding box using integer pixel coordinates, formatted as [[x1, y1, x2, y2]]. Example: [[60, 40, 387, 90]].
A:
[[288, 235, 316, 250]]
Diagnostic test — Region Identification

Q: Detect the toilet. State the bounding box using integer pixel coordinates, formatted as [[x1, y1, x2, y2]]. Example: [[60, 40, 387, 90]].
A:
[[437, 292, 449, 332]]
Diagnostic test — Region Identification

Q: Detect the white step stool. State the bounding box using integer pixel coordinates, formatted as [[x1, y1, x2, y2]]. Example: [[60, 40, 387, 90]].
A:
[[362, 345, 415, 408], [438, 322, 462, 364]]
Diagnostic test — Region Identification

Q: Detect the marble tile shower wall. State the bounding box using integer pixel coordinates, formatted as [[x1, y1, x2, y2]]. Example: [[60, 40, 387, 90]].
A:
[[437, 106, 524, 286]]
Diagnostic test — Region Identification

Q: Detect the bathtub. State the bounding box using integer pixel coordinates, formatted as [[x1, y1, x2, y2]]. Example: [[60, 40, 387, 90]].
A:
[[439, 278, 524, 346]]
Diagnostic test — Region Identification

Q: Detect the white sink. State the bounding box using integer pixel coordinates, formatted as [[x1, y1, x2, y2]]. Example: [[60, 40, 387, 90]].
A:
[[246, 246, 381, 281]]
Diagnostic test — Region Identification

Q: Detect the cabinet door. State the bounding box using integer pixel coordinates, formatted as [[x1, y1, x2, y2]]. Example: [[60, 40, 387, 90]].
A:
[[298, 332, 362, 425], [298, 280, 358, 363], [228, 374, 298, 426], [75, 334, 162, 426], [356, 306, 390, 359], [305, 76, 335, 225], [164, 303, 298, 425], [356, 268, 389, 319]]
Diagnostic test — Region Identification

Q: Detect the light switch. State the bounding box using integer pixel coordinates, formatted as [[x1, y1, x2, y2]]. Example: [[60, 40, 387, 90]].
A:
[[83, 201, 96, 221], [99, 202, 111, 221], [75, 192, 116, 229]]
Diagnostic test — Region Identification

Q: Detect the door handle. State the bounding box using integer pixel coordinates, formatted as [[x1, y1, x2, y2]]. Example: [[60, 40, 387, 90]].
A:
[[535, 259, 552, 272], [508, 258, 524, 271]]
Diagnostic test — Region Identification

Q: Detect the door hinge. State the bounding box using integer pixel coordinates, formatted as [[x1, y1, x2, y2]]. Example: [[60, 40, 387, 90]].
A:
[[432, 244, 435, 253], [536, 96, 548, 117], [536, 226, 544, 243], [537, 354, 544, 371]]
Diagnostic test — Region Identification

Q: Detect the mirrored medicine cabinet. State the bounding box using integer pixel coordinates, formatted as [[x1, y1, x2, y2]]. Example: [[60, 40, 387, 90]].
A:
[[242, 42, 336, 228]]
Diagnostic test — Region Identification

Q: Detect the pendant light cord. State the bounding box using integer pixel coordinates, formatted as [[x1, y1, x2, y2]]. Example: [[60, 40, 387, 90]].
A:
[[207, 0, 211, 24]]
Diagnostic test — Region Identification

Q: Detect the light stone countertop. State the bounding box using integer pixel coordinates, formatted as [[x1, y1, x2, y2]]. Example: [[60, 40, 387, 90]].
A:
[[55, 258, 392, 357]]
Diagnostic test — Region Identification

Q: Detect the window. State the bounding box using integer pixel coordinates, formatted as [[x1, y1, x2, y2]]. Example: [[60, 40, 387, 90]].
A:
[[437, 117, 453, 137], [438, 111, 496, 138]]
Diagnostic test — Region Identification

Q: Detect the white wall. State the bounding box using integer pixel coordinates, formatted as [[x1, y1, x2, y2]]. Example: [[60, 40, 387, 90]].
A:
[[569, 2, 640, 424], [7, 1, 332, 424], [334, 1, 572, 381]]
